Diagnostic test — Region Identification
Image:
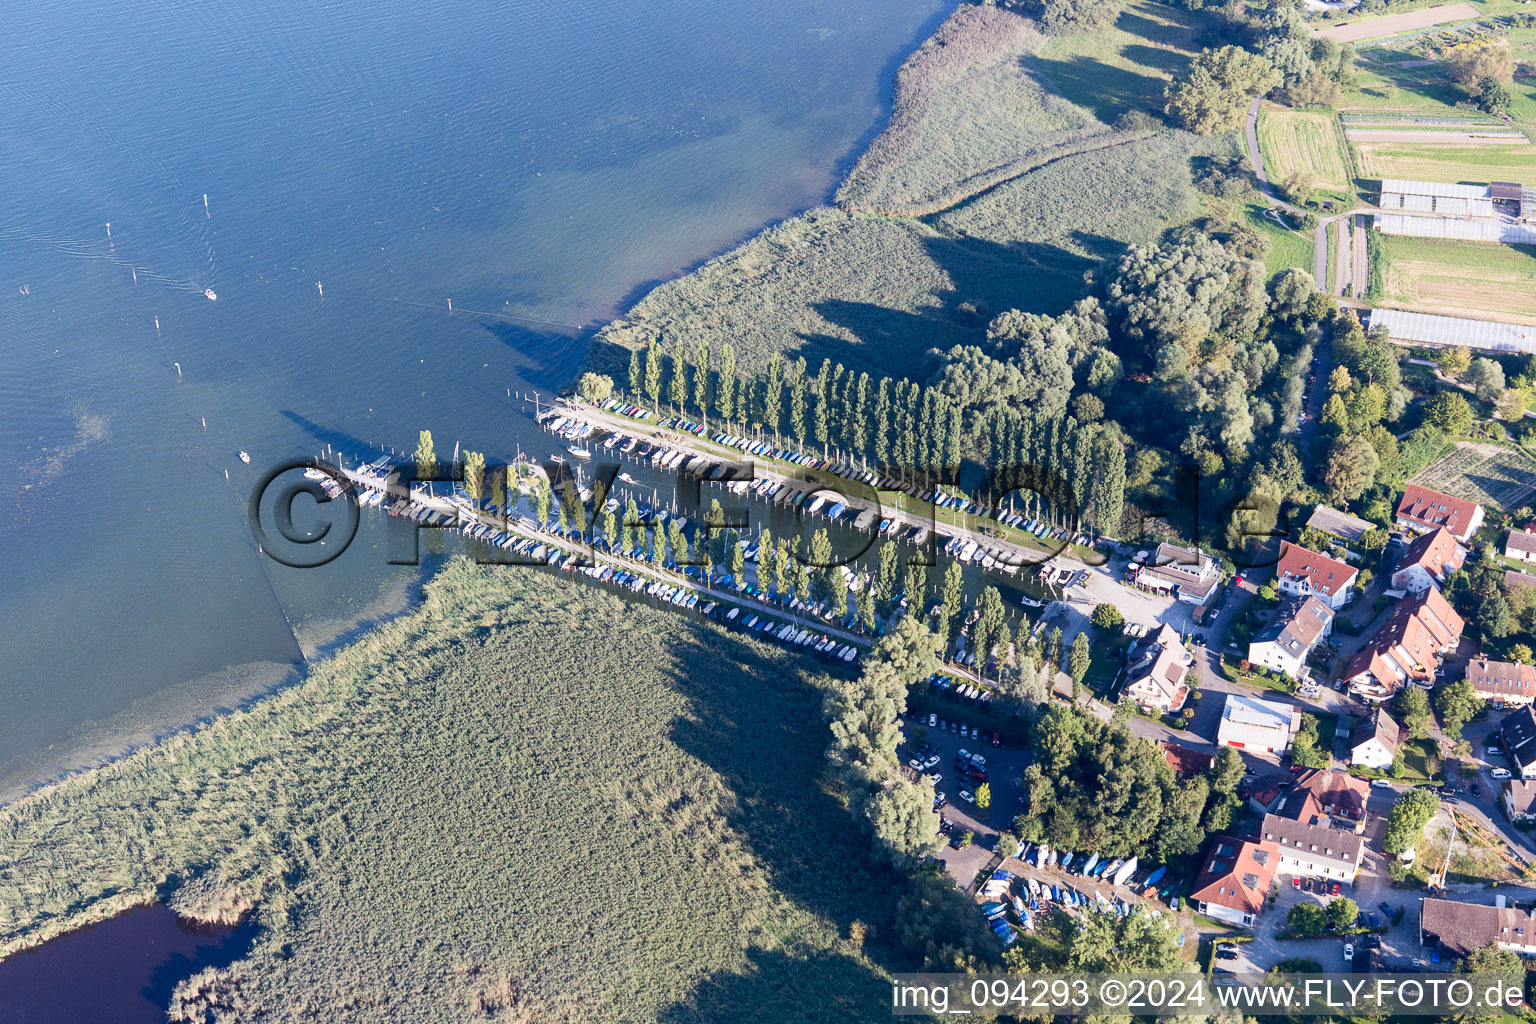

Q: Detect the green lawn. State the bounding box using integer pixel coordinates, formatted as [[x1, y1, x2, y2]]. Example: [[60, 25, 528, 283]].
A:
[[1243, 201, 1315, 278]]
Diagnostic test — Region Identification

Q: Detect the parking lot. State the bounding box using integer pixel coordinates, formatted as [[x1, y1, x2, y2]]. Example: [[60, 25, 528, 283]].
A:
[[898, 718, 1031, 887]]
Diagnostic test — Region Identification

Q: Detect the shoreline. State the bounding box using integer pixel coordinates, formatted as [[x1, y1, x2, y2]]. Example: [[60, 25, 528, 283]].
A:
[[0, 6, 969, 815]]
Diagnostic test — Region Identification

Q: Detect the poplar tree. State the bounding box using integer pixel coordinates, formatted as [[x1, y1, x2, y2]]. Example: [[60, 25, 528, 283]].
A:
[[717, 343, 737, 422], [669, 336, 687, 411], [644, 345, 662, 408], [693, 339, 711, 415], [415, 430, 437, 483], [788, 358, 808, 440], [758, 527, 775, 592], [873, 378, 892, 467], [938, 561, 964, 644], [763, 358, 784, 439], [628, 348, 642, 397], [462, 449, 485, 505]]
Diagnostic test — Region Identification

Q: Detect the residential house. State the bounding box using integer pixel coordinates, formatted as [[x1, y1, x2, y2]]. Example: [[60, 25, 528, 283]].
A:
[[1161, 741, 1214, 779], [1191, 837, 1279, 927], [1260, 813, 1365, 886], [1133, 542, 1222, 606], [1306, 504, 1374, 547], [1350, 710, 1401, 770], [1275, 542, 1358, 610], [1395, 484, 1484, 543], [1507, 570, 1536, 595], [1123, 623, 1193, 714], [1504, 781, 1536, 824], [1506, 529, 1536, 565], [1248, 597, 1334, 679], [1421, 897, 1536, 958], [1277, 768, 1372, 834], [1217, 694, 1302, 754], [1466, 658, 1536, 707], [1501, 706, 1536, 780], [1343, 587, 1465, 701], [1391, 527, 1465, 596]]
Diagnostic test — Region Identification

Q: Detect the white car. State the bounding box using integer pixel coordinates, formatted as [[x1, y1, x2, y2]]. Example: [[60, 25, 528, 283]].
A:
[[1491, 768, 1513, 780], [927, 772, 943, 785], [1343, 943, 1354, 962], [1371, 779, 1394, 789], [958, 788, 975, 804]]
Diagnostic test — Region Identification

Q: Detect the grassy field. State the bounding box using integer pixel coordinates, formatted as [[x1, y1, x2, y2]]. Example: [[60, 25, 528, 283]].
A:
[[1032, 0, 1201, 123], [837, 5, 1104, 216], [1379, 235, 1536, 326], [0, 562, 908, 1022], [1411, 441, 1536, 512], [1354, 140, 1536, 185], [1258, 107, 1351, 194]]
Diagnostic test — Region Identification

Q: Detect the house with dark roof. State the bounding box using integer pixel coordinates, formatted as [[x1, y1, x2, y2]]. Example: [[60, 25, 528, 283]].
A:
[[1191, 837, 1278, 927], [1506, 529, 1536, 566], [1391, 527, 1464, 596], [1307, 505, 1374, 546], [1395, 484, 1484, 543], [1123, 623, 1193, 714], [1248, 597, 1333, 679], [1278, 768, 1371, 833], [1350, 709, 1401, 770], [1501, 706, 1536, 780], [1467, 658, 1536, 707], [1343, 587, 1465, 701], [1261, 813, 1365, 885], [1507, 570, 1536, 594], [1504, 781, 1536, 824], [1276, 542, 1357, 610], [1421, 897, 1536, 958]]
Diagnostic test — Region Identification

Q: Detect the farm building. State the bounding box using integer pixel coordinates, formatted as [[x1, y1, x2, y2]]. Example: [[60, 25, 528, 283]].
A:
[[1306, 504, 1374, 546], [1367, 309, 1536, 356], [1377, 178, 1498, 218], [1374, 212, 1536, 245]]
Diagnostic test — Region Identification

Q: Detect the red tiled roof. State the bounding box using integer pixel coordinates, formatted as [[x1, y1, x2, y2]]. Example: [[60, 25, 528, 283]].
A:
[[1345, 587, 1466, 694], [1191, 838, 1278, 916], [1276, 541, 1357, 599], [1161, 741, 1214, 778], [1394, 527, 1464, 581], [1396, 484, 1480, 538]]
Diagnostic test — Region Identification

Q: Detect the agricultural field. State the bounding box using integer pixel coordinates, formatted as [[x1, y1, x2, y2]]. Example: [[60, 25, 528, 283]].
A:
[[1258, 106, 1352, 195], [1379, 235, 1536, 325], [1411, 441, 1536, 512], [0, 562, 905, 1023], [1354, 140, 1536, 186], [1313, 3, 1481, 44]]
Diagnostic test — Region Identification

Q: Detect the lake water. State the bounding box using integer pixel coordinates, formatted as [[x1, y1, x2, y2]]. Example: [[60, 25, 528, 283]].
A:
[[0, 0, 949, 794]]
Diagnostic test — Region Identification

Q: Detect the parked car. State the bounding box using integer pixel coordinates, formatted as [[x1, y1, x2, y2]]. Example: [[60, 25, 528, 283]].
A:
[[1378, 902, 1395, 917], [1215, 946, 1239, 961], [958, 788, 975, 804], [1471, 783, 1482, 797], [1343, 943, 1354, 962], [1371, 779, 1394, 789], [1492, 768, 1513, 780], [1331, 882, 1342, 896], [1292, 877, 1301, 889]]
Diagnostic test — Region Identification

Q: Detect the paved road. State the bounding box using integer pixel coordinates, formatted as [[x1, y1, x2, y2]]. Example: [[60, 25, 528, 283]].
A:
[[1243, 99, 1380, 299]]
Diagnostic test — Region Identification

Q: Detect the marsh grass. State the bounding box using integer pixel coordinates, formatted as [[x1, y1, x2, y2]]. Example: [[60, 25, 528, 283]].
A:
[[0, 561, 906, 1022]]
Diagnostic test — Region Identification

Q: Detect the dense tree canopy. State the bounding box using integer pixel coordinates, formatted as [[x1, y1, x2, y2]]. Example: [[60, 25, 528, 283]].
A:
[[1164, 46, 1278, 134]]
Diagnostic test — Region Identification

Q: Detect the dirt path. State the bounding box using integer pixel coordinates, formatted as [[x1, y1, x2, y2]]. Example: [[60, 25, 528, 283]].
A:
[[1352, 214, 1369, 298], [1314, 2, 1479, 42]]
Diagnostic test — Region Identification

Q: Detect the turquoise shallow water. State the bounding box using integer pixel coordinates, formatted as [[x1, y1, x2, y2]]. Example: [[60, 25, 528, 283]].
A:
[[0, 0, 947, 786]]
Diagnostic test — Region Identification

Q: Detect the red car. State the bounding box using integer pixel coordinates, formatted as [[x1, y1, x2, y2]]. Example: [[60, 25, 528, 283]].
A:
[[1331, 882, 1342, 896], [990, 732, 1001, 748]]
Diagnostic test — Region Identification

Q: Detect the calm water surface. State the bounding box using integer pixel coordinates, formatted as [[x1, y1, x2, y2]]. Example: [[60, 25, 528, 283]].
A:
[[0, 0, 948, 790]]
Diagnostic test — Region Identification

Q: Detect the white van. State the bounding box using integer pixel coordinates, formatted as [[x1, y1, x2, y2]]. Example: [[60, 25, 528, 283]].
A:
[[1491, 767, 1513, 780]]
